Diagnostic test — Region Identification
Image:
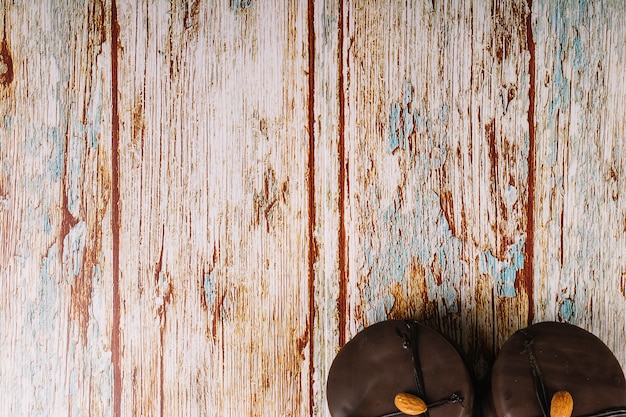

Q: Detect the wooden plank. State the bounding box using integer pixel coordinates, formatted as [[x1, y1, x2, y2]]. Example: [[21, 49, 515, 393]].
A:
[[470, 0, 535, 361], [114, 0, 312, 415], [1, 1, 625, 416], [312, 0, 343, 415], [341, 0, 534, 379], [0, 0, 114, 415], [532, 0, 626, 369]]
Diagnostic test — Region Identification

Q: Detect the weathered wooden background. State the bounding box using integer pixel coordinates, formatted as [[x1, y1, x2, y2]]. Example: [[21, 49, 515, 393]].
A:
[[1, 0, 625, 415]]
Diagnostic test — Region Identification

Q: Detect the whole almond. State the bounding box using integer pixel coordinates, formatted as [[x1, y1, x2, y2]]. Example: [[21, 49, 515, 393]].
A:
[[550, 390, 574, 417], [394, 392, 428, 415]]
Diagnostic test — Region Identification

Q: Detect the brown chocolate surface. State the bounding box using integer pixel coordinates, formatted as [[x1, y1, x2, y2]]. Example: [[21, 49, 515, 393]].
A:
[[326, 320, 474, 417], [490, 322, 626, 417]]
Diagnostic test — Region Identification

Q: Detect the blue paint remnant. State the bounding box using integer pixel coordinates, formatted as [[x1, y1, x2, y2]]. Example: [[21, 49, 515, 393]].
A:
[[547, 2, 571, 129], [388, 83, 450, 174], [88, 84, 103, 149], [388, 81, 414, 153], [62, 221, 87, 284], [389, 103, 402, 153], [43, 213, 52, 234], [503, 184, 519, 209], [89, 126, 99, 149], [204, 272, 217, 306], [91, 264, 103, 287], [439, 104, 449, 125], [479, 237, 526, 297], [48, 127, 64, 181], [572, 33, 587, 70], [230, 0, 251, 11], [67, 130, 85, 217], [39, 244, 60, 330], [414, 111, 428, 133], [362, 190, 465, 320], [558, 298, 575, 323], [361, 191, 399, 323]]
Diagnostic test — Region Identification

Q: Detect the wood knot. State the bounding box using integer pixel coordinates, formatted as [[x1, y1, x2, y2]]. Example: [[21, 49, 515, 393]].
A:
[[0, 40, 13, 85]]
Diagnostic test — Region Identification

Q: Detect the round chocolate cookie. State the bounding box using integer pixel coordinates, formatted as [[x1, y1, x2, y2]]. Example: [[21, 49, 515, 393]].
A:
[[489, 321, 626, 417], [326, 320, 474, 417]]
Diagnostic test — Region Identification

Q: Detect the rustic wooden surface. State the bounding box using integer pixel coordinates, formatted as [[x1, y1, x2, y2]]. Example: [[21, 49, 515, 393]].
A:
[[0, 1, 625, 416], [0, 1, 114, 415]]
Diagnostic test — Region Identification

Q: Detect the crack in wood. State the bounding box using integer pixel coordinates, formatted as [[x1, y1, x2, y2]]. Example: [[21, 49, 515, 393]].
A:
[[110, 0, 122, 415], [307, 0, 317, 414], [338, 0, 347, 349], [523, 0, 536, 325]]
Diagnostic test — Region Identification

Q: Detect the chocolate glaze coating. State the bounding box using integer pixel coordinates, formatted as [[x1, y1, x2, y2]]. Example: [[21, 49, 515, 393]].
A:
[[326, 320, 474, 417], [490, 322, 626, 417]]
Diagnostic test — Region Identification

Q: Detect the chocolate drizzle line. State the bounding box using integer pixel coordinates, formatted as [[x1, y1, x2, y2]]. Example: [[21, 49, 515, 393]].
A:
[[519, 330, 626, 417], [404, 320, 429, 414], [520, 330, 549, 417], [376, 321, 464, 417]]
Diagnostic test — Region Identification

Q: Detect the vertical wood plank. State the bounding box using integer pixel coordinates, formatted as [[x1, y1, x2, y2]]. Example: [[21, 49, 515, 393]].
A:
[[0, 1, 113, 415], [312, 0, 342, 415], [342, 0, 534, 378], [532, 0, 626, 369], [115, 0, 312, 415], [470, 0, 534, 359]]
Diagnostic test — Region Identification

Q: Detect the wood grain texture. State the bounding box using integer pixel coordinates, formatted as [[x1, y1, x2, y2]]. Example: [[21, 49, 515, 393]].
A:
[[341, 0, 535, 378], [311, 0, 343, 415], [114, 0, 311, 415], [1, 1, 625, 416], [532, 0, 626, 367], [0, 0, 114, 415]]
